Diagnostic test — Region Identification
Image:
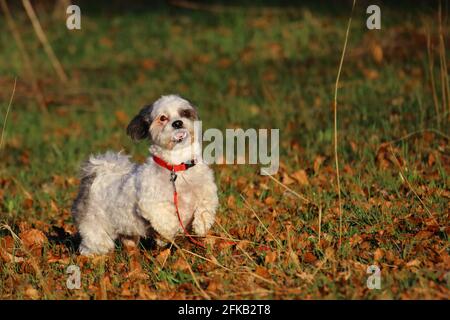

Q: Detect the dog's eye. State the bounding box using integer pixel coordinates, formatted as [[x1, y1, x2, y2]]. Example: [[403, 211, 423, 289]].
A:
[[181, 109, 193, 118], [159, 115, 168, 122]]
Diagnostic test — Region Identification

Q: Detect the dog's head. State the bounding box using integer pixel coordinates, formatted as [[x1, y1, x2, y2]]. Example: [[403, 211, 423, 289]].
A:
[[126, 95, 198, 150]]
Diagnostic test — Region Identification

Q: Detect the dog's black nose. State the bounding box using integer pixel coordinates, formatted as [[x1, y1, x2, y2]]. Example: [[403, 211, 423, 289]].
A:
[[172, 120, 183, 129]]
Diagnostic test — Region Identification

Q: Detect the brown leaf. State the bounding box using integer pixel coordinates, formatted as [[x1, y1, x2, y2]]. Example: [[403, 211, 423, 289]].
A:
[[255, 266, 271, 279], [376, 143, 404, 169], [156, 248, 171, 266], [99, 37, 113, 48], [362, 68, 379, 80], [0, 249, 24, 263], [129, 257, 149, 280], [291, 169, 309, 186], [313, 156, 325, 173], [20, 229, 47, 249], [47, 253, 69, 264], [385, 250, 396, 263], [206, 279, 223, 293], [267, 42, 283, 59], [288, 250, 300, 266], [264, 251, 277, 264], [370, 43, 383, 64], [66, 176, 79, 186], [141, 59, 157, 70], [20, 151, 30, 166], [172, 257, 190, 272], [0, 236, 15, 254], [138, 284, 157, 300], [264, 196, 275, 206], [427, 153, 436, 167], [217, 58, 232, 69], [282, 173, 295, 185], [217, 239, 235, 251], [374, 248, 384, 262], [423, 131, 435, 143], [115, 110, 129, 125], [406, 259, 421, 268], [24, 286, 40, 300], [303, 252, 317, 263], [226, 195, 236, 209], [22, 198, 33, 210], [236, 240, 250, 250], [91, 255, 108, 267], [343, 164, 354, 175], [415, 230, 434, 240], [156, 281, 171, 291], [101, 275, 112, 291], [121, 282, 132, 297], [236, 176, 248, 190], [53, 175, 66, 187]]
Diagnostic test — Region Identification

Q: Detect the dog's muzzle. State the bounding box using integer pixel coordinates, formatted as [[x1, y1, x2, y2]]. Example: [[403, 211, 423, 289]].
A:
[[172, 129, 188, 142]]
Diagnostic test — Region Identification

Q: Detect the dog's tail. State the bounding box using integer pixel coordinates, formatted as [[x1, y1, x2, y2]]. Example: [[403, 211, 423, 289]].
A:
[[79, 151, 134, 178]]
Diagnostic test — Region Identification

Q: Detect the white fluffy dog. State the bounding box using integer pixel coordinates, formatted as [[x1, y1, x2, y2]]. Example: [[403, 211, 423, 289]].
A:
[[71, 95, 218, 255]]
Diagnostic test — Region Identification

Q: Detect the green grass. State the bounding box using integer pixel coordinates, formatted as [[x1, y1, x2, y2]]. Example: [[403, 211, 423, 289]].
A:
[[0, 1, 449, 299]]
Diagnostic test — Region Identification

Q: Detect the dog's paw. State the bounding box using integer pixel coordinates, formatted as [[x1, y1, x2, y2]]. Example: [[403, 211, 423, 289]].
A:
[[192, 220, 209, 237], [155, 238, 168, 247], [78, 243, 110, 256], [121, 236, 139, 249], [79, 244, 96, 256]]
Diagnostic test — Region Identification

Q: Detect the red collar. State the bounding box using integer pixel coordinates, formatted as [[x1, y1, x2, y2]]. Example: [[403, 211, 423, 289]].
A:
[[152, 156, 196, 172]]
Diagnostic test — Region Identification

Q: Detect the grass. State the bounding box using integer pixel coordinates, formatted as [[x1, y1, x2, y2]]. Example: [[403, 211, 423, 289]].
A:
[[0, 1, 449, 299]]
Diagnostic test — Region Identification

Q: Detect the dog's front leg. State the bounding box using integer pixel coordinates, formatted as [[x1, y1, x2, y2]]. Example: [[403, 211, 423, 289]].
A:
[[138, 200, 180, 243], [192, 184, 219, 237]]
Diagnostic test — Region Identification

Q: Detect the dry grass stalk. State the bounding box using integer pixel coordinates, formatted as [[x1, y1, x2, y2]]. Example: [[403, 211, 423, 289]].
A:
[[52, 0, 72, 20], [318, 205, 322, 243], [385, 128, 450, 145], [333, 0, 356, 248], [181, 248, 232, 272], [438, 1, 450, 124], [235, 267, 278, 286], [206, 234, 262, 246], [285, 224, 301, 270], [239, 193, 283, 249], [0, 77, 17, 151], [260, 168, 312, 204], [427, 32, 441, 128], [426, 1, 450, 128], [22, 0, 69, 84], [0, 0, 46, 111], [170, 240, 211, 299], [215, 220, 259, 267]]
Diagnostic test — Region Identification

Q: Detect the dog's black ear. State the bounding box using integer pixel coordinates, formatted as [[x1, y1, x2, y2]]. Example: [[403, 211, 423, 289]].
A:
[[191, 104, 199, 120], [185, 98, 199, 120], [126, 104, 153, 141]]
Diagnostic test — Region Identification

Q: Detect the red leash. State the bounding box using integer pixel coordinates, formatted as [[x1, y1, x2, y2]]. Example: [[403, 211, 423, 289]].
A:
[[153, 156, 205, 248]]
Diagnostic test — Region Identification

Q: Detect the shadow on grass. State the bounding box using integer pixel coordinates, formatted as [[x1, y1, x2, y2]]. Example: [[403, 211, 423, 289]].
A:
[[47, 226, 159, 254], [47, 226, 81, 253]]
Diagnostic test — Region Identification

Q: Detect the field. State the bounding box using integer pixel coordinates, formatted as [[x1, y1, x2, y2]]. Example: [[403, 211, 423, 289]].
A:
[[0, 1, 449, 299]]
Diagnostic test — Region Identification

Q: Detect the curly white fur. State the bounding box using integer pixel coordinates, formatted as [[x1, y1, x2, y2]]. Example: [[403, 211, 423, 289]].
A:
[[72, 95, 218, 255]]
